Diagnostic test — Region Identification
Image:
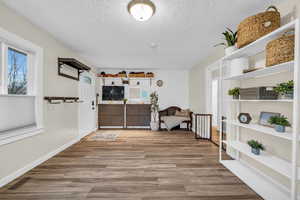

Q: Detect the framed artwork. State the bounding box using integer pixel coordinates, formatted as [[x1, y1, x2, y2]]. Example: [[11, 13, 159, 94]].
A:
[[258, 111, 281, 127]]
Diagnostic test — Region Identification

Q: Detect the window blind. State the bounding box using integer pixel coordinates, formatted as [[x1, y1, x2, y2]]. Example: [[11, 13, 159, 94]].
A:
[[0, 96, 36, 134]]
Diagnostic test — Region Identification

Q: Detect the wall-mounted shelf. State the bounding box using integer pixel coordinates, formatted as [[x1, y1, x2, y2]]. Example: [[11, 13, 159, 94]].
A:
[[44, 96, 80, 104], [225, 120, 294, 141], [223, 61, 294, 81], [221, 160, 290, 200], [223, 141, 300, 180], [222, 20, 296, 61], [58, 58, 91, 81]]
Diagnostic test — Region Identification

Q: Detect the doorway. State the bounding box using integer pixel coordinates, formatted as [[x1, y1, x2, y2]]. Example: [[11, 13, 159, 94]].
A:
[[78, 71, 96, 139]]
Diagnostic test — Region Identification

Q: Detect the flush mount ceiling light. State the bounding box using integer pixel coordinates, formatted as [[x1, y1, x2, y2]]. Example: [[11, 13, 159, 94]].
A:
[[128, 0, 156, 21]]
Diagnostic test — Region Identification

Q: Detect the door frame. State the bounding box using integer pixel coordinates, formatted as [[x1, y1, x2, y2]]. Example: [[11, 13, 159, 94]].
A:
[[78, 71, 97, 140]]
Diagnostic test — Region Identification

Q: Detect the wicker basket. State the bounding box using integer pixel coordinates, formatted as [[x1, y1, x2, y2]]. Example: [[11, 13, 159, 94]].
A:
[[266, 30, 295, 67], [237, 6, 280, 48]]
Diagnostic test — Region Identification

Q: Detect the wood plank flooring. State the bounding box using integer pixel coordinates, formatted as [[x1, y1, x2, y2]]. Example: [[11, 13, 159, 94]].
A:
[[0, 130, 262, 200]]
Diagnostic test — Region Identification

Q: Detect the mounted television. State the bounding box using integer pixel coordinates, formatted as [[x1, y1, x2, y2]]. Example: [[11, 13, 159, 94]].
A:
[[102, 86, 124, 101]]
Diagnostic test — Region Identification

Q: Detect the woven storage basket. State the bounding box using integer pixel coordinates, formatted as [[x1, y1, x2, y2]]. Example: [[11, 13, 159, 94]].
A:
[[237, 6, 280, 48], [266, 30, 294, 67]]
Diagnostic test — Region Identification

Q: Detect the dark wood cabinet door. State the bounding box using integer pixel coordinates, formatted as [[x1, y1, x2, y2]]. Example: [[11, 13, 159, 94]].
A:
[[99, 104, 124, 127], [126, 104, 151, 126]]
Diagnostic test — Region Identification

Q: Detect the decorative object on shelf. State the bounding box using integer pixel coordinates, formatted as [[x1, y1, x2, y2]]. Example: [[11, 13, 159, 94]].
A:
[[266, 30, 294, 67], [118, 71, 127, 77], [123, 98, 128, 105], [129, 72, 146, 78], [268, 115, 291, 133], [229, 57, 249, 76], [146, 72, 154, 78], [228, 87, 240, 99], [137, 81, 140, 85], [237, 6, 280, 48], [128, 0, 156, 22], [258, 111, 281, 127], [247, 140, 265, 155], [238, 113, 252, 124], [274, 80, 294, 99], [122, 79, 129, 85], [150, 92, 159, 131], [156, 80, 163, 87], [243, 67, 262, 74], [111, 81, 115, 85], [58, 58, 91, 81], [240, 87, 278, 100], [215, 28, 238, 56]]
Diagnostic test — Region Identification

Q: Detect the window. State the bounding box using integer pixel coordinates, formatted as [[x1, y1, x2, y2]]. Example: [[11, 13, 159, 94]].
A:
[[0, 26, 44, 145], [7, 47, 28, 95]]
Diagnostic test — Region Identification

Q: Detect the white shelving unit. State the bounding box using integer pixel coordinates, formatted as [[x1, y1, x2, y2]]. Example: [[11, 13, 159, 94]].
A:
[[219, 19, 300, 200]]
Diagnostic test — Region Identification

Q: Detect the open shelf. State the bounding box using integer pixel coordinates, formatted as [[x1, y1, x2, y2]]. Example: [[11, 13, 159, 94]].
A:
[[223, 141, 300, 180], [225, 120, 294, 141], [223, 61, 294, 80], [230, 99, 293, 103], [221, 160, 290, 200], [223, 21, 296, 61]]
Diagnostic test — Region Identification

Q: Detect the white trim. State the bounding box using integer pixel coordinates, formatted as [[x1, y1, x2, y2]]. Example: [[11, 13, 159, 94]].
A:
[[0, 127, 43, 146], [0, 137, 79, 188]]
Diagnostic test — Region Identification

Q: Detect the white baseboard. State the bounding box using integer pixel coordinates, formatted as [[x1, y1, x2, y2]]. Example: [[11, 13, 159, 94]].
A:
[[0, 137, 79, 188]]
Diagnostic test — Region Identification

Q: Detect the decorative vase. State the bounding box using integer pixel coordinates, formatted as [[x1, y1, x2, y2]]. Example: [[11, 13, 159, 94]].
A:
[[284, 91, 294, 99], [225, 46, 237, 56], [233, 95, 239, 100], [150, 121, 159, 131], [228, 57, 249, 77], [275, 125, 285, 133], [251, 148, 260, 155]]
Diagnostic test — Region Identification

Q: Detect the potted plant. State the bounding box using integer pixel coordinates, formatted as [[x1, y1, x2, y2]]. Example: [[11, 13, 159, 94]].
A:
[[150, 92, 159, 131], [247, 140, 265, 155], [123, 98, 128, 104], [215, 28, 238, 56], [268, 115, 291, 133], [274, 80, 294, 99], [228, 87, 240, 99]]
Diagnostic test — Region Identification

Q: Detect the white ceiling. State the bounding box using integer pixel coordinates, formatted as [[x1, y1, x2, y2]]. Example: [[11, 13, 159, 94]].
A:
[[2, 0, 284, 69]]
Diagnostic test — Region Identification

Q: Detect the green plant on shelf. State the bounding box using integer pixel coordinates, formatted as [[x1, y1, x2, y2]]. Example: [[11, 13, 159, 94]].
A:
[[247, 140, 265, 151], [215, 28, 238, 47], [274, 80, 294, 95], [268, 115, 291, 127], [228, 87, 240, 99]]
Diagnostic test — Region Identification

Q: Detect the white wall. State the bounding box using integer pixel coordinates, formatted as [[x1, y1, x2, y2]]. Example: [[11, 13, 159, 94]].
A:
[[98, 69, 190, 110], [0, 2, 95, 184]]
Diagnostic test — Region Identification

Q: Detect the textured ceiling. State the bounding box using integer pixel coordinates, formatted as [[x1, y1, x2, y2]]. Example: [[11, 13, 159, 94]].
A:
[[2, 0, 284, 69]]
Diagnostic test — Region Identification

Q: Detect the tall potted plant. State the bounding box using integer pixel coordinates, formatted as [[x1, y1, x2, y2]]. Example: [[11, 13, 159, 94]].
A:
[[150, 92, 159, 131], [215, 28, 238, 56]]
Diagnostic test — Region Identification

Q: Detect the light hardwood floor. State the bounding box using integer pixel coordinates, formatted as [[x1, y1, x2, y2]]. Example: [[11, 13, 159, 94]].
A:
[[0, 130, 262, 200]]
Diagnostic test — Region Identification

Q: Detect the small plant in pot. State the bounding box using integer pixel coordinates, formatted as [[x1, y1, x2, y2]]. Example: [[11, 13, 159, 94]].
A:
[[215, 28, 238, 56], [123, 98, 128, 104], [228, 87, 240, 99], [274, 80, 294, 99], [268, 115, 291, 133], [247, 140, 265, 155], [150, 92, 159, 131]]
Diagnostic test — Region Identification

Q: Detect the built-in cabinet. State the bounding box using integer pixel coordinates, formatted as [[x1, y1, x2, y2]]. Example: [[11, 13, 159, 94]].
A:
[[98, 104, 151, 128]]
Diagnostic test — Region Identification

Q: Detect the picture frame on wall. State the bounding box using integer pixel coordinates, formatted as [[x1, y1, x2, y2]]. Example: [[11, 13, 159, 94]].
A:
[[258, 111, 281, 127]]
